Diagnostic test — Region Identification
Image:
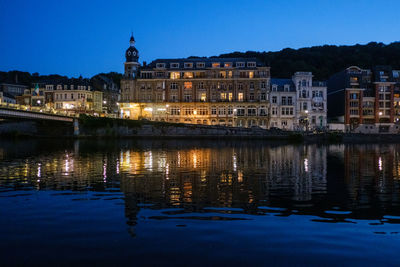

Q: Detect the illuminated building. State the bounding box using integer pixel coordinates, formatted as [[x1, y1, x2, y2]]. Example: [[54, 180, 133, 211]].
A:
[[120, 35, 271, 128], [16, 80, 103, 114], [328, 66, 400, 133]]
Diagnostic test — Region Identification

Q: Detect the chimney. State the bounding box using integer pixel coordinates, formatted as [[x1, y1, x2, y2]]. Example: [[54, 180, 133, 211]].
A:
[[15, 73, 18, 84]]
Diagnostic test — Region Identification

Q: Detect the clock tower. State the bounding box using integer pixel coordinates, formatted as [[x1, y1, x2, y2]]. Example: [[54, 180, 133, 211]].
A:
[[124, 34, 140, 78]]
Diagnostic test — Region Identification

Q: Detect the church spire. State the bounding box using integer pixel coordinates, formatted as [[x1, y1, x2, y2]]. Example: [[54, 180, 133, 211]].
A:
[[130, 33, 135, 47]]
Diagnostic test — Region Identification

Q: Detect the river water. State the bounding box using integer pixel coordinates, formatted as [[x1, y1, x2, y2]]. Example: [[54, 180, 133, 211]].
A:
[[0, 139, 399, 266]]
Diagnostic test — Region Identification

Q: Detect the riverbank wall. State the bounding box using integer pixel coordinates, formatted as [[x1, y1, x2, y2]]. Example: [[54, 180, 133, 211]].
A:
[[2, 115, 400, 143]]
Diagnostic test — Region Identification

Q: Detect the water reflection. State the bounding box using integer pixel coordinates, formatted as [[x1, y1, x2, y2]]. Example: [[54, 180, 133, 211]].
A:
[[1, 140, 400, 229]]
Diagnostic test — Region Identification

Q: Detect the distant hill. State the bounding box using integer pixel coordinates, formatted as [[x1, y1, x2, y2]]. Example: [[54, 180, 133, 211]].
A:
[[216, 41, 400, 80], [0, 70, 122, 88], [2, 42, 400, 83]]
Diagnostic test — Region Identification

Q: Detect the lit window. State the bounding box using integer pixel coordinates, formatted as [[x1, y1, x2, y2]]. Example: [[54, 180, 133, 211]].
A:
[[184, 82, 192, 89], [228, 93, 233, 101], [224, 62, 232, 68], [220, 93, 227, 100], [238, 93, 243, 102], [170, 72, 180, 79], [183, 72, 193, 79], [200, 93, 206, 102], [212, 62, 220, 68], [249, 72, 254, 79]]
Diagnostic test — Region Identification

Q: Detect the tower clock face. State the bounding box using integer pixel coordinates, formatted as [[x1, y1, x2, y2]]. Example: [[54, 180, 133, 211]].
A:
[[127, 51, 131, 56], [133, 51, 136, 56]]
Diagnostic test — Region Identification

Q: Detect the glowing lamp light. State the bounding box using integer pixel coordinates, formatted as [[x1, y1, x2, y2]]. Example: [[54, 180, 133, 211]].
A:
[[379, 111, 383, 116], [193, 110, 197, 115], [144, 107, 153, 112], [305, 110, 309, 114]]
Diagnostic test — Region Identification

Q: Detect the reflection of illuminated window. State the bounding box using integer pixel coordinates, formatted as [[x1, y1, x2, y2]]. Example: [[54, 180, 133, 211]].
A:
[[238, 170, 243, 182], [170, 72, 180, 79], [184, 82, 192, 89]]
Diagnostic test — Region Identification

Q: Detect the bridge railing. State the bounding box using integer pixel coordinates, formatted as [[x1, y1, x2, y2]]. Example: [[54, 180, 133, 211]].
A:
[[0, 102, 79, 118]]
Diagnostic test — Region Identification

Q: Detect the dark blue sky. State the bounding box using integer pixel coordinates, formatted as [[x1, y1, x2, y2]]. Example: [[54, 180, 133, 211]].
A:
[[1, 0, 399, 78]]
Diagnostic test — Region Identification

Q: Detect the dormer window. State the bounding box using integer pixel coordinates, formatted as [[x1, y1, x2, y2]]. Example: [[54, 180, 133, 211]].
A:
[[196, 62, 205, 68], [184, 62, 193, 68], [247, 62, 256, 68], [236, 62, 245, 68], [212, 62, 220, 68], [284, 85, 290, 92], [224, 62, 232, 68], [156, 63, 166, 69], [272, 85, 278, 91], [171, 63, 179, 68]]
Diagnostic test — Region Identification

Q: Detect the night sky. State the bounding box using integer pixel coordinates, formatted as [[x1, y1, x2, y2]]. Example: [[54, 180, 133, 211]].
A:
[[1, 0, 399, 77]]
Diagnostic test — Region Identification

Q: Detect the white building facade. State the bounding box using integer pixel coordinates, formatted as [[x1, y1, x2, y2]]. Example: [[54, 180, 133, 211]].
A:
[[270, 72, 327, 131]]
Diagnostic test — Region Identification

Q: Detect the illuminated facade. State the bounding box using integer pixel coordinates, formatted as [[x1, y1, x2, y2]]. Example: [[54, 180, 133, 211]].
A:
[[16, 81, 103, 114], [328, 66, 400, 133], [120, 36, 271, 128]]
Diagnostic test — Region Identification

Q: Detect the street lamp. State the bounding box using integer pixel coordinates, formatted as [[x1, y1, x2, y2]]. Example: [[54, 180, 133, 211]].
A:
[[379, 111, 383, 116]]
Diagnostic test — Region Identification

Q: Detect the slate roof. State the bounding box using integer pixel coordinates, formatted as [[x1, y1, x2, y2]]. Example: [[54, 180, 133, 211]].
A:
[[142, 57, 265, 70], [270, 78, 296, 92]]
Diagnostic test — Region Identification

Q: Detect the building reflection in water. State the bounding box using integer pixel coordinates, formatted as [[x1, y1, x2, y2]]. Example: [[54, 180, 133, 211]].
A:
[[1, 140, 400, 230]]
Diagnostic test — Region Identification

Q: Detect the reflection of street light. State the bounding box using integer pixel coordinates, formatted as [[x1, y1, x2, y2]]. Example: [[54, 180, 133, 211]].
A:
[[379, 111, 383, 116], [37, 100, 41, 105], [103, 100, 107, 104], [304, 110, 309, 131]]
